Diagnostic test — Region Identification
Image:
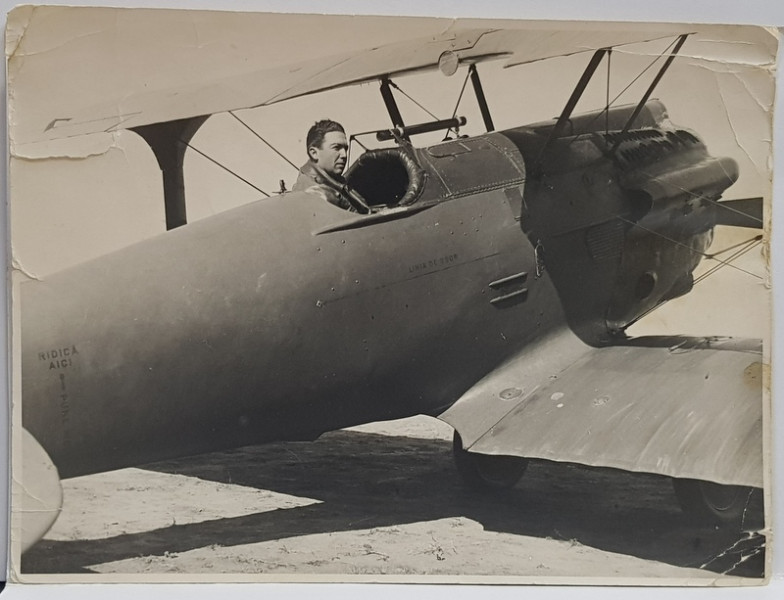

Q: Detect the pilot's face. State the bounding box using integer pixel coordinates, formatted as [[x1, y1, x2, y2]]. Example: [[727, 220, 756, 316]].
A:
[[309, 131, 348, 177]]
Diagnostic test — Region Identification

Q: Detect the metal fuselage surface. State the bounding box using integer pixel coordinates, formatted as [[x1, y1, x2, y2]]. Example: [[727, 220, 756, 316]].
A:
[[22, 164, 555, 477], [21, 101, 738, 479]]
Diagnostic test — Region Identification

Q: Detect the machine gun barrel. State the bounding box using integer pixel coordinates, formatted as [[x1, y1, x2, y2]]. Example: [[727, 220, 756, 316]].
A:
[[376, 116, 466, 142]]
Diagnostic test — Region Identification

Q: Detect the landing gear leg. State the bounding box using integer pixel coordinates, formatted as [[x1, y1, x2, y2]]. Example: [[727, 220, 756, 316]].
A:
[[672, 478, 761, 527], [452, 431, 528, 490]]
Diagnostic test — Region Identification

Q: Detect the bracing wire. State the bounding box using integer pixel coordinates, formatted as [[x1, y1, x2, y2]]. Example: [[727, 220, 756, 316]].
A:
[[605, 49, 612, 135], [181, 139, 270, 197], [179, 109, 307, 198], [705, 234, 763, 259], [607, 37, 679, 107], [623, 236, 762, 331], [445, 68, 473, 139], [388, 80, 439, 120], [451, 68, 472, 120], [566, 37, 681, 148], [694, 238, 763, 285], [229, 111, 299, 171], [617, 215, 764, 280]]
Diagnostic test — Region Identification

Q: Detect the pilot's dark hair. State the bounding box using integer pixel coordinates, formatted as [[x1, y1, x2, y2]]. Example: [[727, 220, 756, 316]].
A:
[[306, 119, 345, 157]]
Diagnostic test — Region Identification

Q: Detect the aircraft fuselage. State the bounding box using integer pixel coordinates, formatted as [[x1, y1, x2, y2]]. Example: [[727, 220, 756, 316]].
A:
[[22, 178, 562, 477], [21, 101, 738, 479]]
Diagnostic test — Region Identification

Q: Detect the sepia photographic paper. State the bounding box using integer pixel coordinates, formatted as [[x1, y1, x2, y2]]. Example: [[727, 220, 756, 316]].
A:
[[5, 4, 778, 586]]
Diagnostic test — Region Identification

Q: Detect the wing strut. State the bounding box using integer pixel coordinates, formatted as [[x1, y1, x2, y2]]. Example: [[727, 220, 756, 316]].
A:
[[380, 77, 406, 133], [610, 33, 689, 154], [469, 64, 494, 132], [132, 116, 209, 230], [533, 48, 609, 173]]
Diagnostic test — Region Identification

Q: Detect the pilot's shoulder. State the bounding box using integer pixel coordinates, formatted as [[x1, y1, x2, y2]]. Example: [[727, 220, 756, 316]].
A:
[[302, 185, 329, 202], [292, 163, 318, 192]]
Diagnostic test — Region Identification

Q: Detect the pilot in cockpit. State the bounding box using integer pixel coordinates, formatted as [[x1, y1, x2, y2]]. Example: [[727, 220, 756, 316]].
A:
[[293, 119, 365, 212]]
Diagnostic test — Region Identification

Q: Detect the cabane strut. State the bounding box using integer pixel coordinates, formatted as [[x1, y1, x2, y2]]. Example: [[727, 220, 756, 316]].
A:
[[132, 116, 208, 230]]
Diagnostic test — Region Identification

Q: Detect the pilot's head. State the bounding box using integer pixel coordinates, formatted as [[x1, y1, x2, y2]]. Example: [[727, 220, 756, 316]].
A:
[[306, 119, 348, 178]]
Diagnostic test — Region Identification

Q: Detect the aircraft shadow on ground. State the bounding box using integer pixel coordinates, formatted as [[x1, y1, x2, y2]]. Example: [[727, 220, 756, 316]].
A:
[[23, 430, 765, 577]]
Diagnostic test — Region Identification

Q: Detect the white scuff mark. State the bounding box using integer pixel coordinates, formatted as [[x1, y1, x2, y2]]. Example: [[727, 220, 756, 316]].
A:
[[10, 252, 41, 281], [5, 5, 35, 59], [686, 59, 776, 105], [190, 14, 201, 50], [17, 506, 62, 515], [699, 531, 763, 571], [189, 13, 217, 52], [550, 392, 564, 401], [255, 273, 267, 292], [117, 135, 132, 171], [714, 76, 763, 173], [732, 71, 774, 118], [678, 52, 773, 70], [686, 60, 772, 176], [11, 132, 119, 160], [611, 40, 777, 69], [698, 39, 758, 46], [438, 18, 460, 39], [7, 6, 108, 61], [14, 473, 59, 513], [12, 28, 106, 60]]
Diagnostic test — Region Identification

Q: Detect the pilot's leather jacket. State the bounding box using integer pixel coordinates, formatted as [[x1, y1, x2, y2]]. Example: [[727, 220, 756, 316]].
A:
[[292, 161, 356, 212]]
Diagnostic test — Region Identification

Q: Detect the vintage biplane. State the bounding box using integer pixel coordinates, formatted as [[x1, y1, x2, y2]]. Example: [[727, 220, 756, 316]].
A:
[[9, 9, 768, 556]]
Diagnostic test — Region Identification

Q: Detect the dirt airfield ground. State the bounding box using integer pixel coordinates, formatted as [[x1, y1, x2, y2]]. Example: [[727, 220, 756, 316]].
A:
[[22, 416, 765, 582]]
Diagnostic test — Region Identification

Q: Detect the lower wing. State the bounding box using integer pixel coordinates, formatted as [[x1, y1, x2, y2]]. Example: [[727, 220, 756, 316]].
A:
[[438, 329, 763, 488]]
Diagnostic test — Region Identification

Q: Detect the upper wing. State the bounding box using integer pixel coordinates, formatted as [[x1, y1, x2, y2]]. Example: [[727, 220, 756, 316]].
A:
[[438, 330, 764, 488], [7, 6, 685, 146]]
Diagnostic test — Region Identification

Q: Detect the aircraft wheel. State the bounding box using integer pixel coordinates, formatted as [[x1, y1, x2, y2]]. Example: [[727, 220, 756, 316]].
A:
[[452, 431, 528, 490], [672, 478, 757, 526]]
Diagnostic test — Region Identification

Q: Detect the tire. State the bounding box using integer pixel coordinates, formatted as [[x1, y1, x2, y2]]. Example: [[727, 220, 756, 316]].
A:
[[452, 431, 528, 490], [672, 478, 759, 526]]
